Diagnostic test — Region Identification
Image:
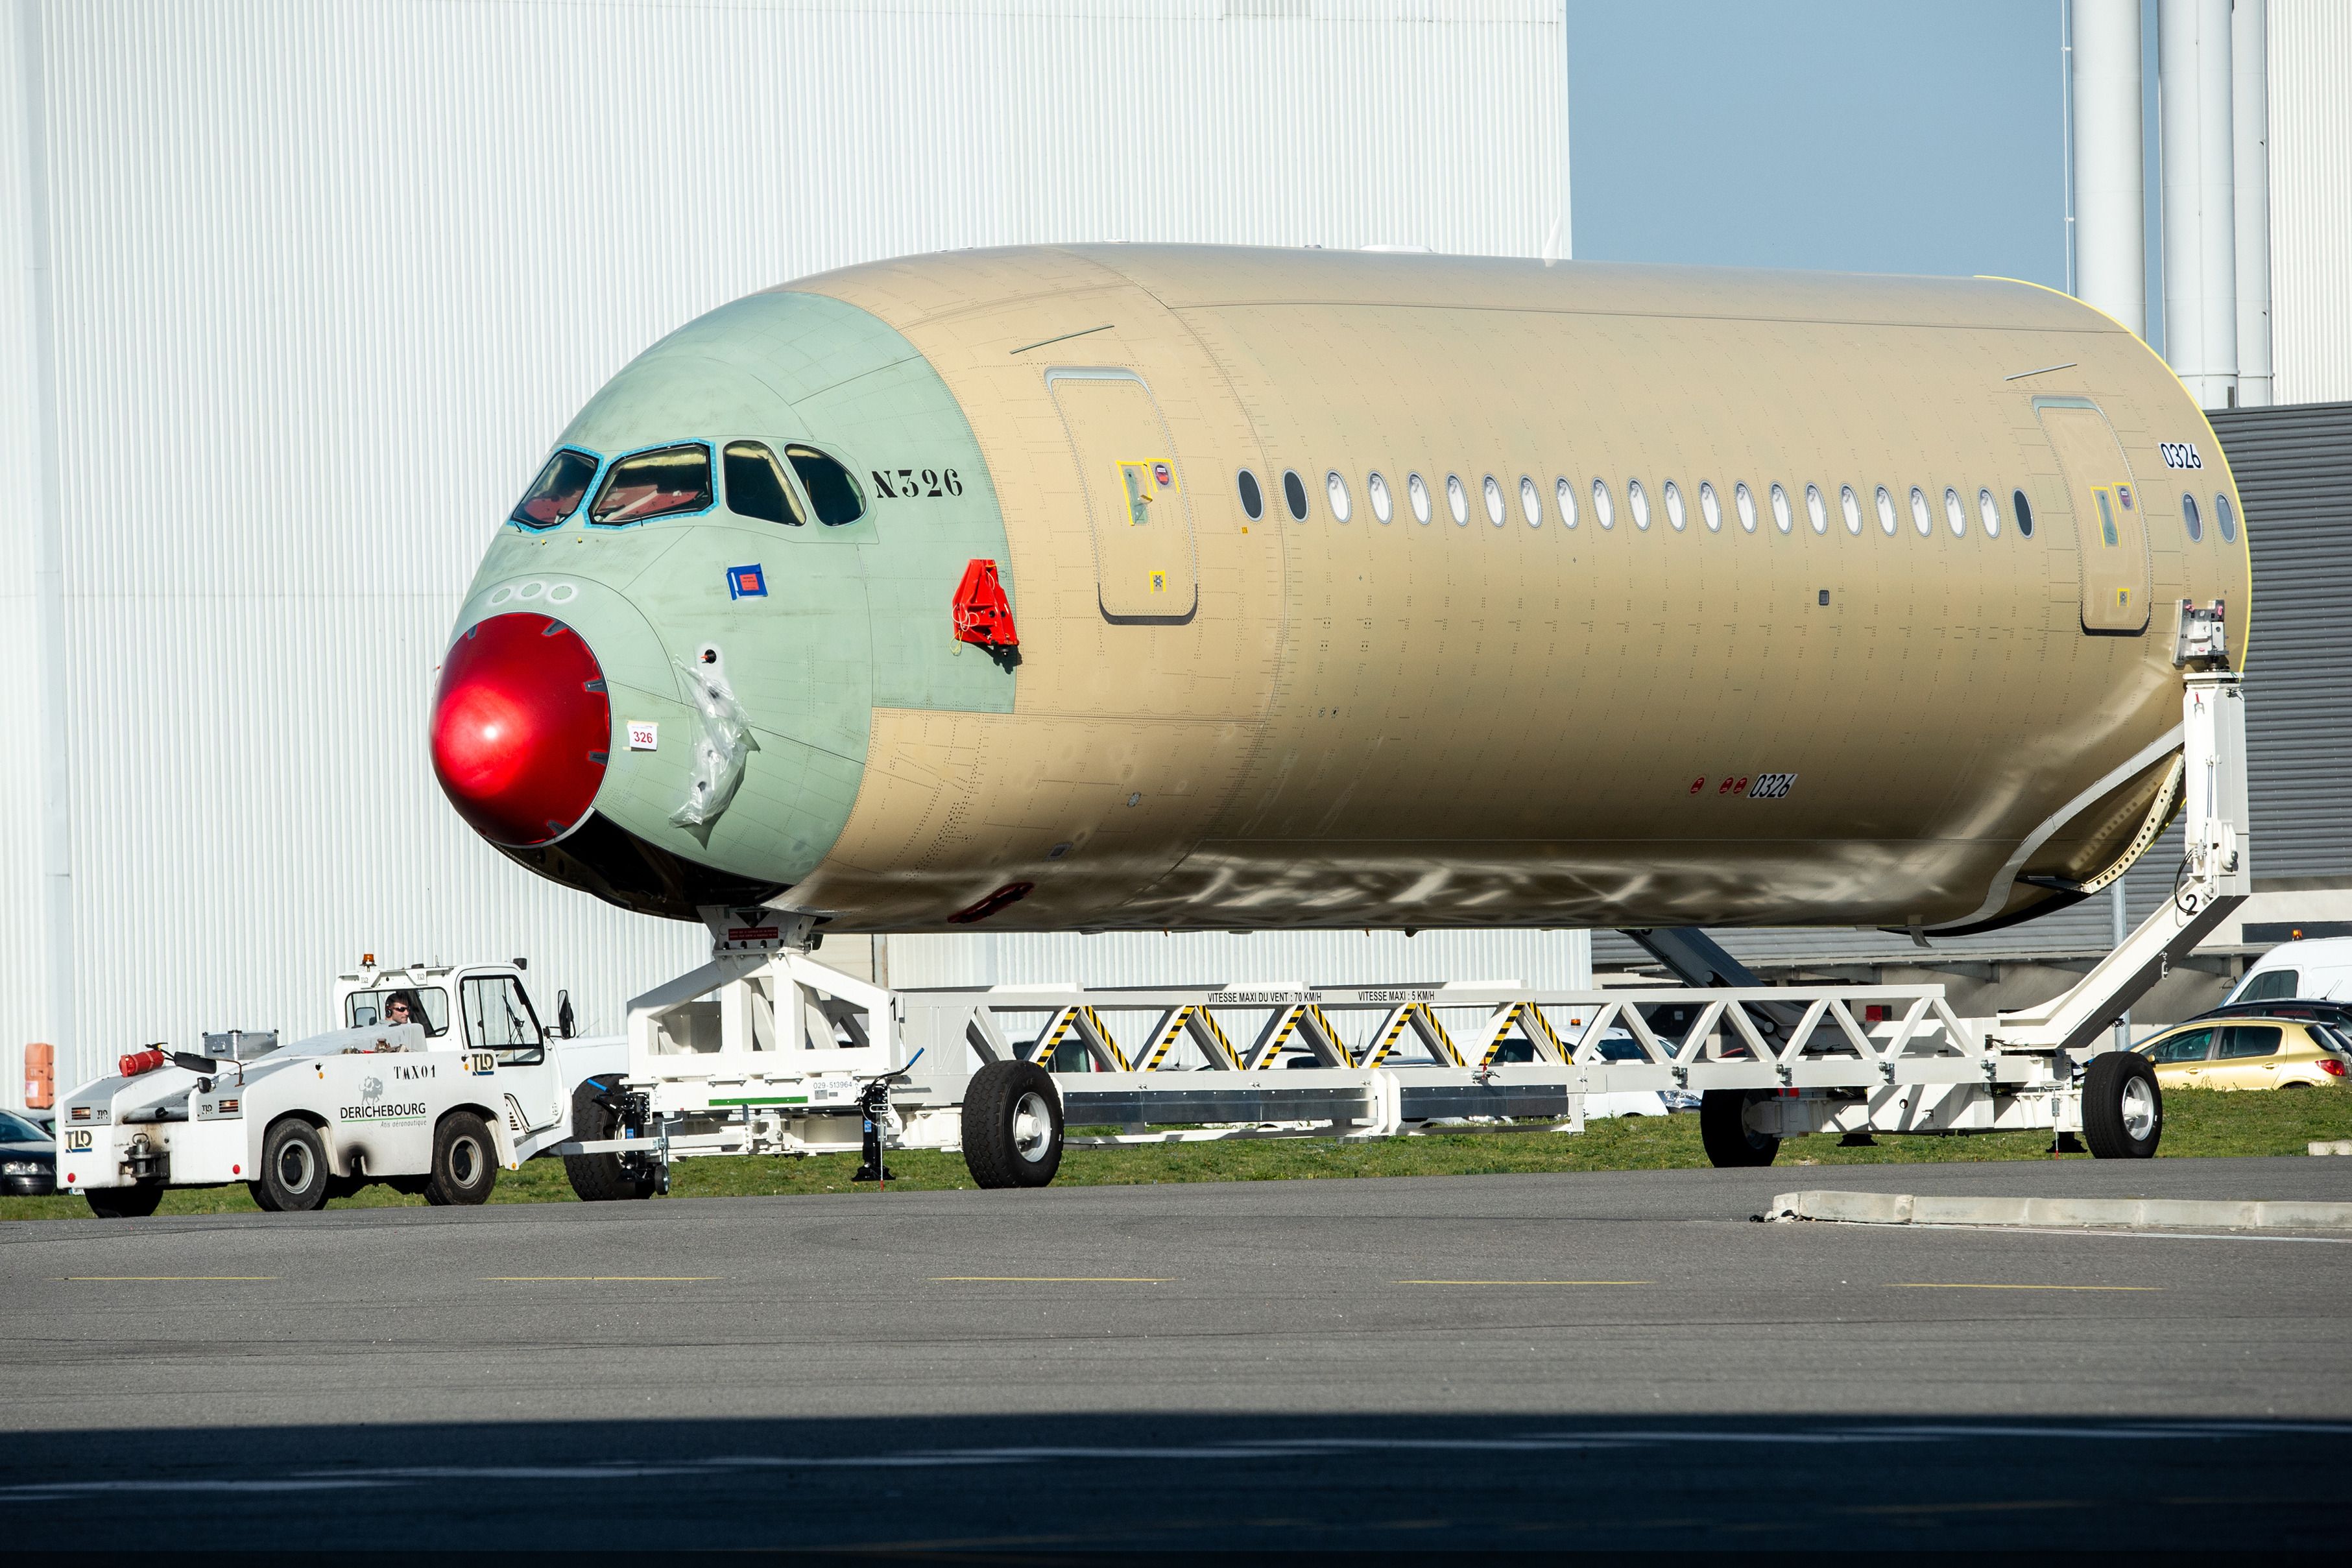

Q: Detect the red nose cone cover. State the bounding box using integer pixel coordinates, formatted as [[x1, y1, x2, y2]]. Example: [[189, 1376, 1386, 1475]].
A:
[[431, 613, 611, 847]]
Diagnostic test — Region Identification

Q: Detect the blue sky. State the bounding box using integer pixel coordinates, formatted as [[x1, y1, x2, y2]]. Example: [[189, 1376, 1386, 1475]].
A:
[[1566, 0, 2074, 288]]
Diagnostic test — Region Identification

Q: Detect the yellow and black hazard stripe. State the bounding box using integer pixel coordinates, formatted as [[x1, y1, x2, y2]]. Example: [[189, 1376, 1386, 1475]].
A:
[[1040, 1005, 1128, 1073]]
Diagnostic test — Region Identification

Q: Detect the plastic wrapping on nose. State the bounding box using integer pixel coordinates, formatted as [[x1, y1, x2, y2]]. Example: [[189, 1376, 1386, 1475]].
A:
[[670, 658, 758, 833]]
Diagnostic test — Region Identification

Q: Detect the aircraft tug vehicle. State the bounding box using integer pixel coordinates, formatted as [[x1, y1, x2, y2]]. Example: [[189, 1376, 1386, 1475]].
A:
[[57, 960, 623, 1217]]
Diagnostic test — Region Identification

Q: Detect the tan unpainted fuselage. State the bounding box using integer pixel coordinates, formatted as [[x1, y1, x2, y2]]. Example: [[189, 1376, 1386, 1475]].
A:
[[778, 246, 2248, 935]]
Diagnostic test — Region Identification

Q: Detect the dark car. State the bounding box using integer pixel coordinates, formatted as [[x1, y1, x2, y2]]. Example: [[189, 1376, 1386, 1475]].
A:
[[2, 1108, 57, 1196], [2191, 998, 2352, 1047]]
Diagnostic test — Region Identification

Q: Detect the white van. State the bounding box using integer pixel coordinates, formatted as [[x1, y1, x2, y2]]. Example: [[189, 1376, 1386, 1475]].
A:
[[2225, 936, 2352, 1004]]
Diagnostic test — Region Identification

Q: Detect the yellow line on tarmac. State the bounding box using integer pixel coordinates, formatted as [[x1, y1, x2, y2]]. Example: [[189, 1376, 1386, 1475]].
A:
[[1886, 1283, 2161, 1292], [1400, 1279, 1651, 1287], [65, 1276, 278, 1281], [486, 1276, 721, 1282], [931, 1276, 1167, 1283]]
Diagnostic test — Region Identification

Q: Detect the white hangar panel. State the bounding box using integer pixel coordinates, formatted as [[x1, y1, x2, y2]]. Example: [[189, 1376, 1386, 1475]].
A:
[[1, 0, 1568, 1091], [2266, 0, 2352, 404]]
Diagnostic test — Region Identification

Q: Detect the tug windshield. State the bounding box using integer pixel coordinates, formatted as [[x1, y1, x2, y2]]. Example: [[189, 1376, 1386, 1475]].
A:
[[591, 443, 713, 525], [346, 986, 451, 1037], [508, 449, 599, 529]]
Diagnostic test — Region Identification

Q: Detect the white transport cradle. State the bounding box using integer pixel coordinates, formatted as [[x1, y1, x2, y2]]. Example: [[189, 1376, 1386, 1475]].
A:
[[57, 960, 624, 1217], [568, 657, 2251, 1194]]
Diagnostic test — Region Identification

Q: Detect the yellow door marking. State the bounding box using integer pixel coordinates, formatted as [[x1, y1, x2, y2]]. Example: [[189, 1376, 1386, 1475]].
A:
[[486, 1276, 721, 1282], [1398, 1279, 1651, 1287], [65, 1276, 278, 1281], [1886, 1283, 2160, 1292], [930, 1276, 1167, 1283]]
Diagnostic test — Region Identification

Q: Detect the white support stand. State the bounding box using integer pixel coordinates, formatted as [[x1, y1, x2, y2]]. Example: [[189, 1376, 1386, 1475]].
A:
[[1991, 669, 2249, 1059]]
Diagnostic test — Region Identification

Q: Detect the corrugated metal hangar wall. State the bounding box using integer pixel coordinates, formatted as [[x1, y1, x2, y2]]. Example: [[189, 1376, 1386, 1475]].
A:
[[2268, 0, 2352, 404], [0, 0, 1569, 1099]]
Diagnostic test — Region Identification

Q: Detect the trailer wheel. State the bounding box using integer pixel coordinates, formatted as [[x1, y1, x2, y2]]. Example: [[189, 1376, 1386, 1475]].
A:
[[1699, 1089, 1781, 1168], [85, 1185, 163, 1219], [564, 1081, 655, 1202], [255, 1118, 332, 1212], [961, 1061, 1064, 1189], [2082, 1051, 2162, 1159], [424, 1111, 498, 1206]]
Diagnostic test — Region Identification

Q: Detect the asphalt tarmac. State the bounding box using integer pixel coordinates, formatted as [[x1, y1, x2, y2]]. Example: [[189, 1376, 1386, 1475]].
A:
[[5, 1156, 2349, 1554]]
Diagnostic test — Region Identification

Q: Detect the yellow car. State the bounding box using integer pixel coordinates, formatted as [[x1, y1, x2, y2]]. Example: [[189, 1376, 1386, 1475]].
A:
[[2133, 1017, 2352, 1091]]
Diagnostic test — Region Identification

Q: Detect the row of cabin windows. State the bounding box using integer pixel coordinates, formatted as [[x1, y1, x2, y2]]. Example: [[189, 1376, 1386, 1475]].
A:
[[508, 440, 866, 530], [1238, 466, 2241, 547]]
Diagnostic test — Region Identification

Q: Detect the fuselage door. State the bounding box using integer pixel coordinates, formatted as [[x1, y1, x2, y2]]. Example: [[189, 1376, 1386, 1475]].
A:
[[1047, 368, 1199, 624], [2035, 400, 2150, 634]]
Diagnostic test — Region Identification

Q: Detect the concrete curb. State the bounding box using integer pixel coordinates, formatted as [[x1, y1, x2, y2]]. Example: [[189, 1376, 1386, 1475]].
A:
[[1760, 1188, 2352, 1231]]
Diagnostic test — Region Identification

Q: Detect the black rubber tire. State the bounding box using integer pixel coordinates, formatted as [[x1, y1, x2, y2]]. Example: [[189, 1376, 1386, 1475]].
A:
[[564, 1081, 656, 1202], [85, 1185, 163, 1218], [425, 1111, 499, 1206], [257, 1118, 332, 1212], [1699, 1089, 1781, 1168], [961, 1061, 1064, 1189], [2082, 1051, 2163, 1159]]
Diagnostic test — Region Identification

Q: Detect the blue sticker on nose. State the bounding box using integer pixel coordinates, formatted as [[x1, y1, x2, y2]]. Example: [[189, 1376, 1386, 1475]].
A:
[[727, 564, 767, 599]]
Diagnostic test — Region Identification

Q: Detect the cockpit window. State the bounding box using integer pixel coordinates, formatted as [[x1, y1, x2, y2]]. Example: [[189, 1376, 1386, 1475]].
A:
[[723, 442, 806, 527], [509, 449, 598, 529], [590, 443, 713, 525], [786, 445, 866, 526]]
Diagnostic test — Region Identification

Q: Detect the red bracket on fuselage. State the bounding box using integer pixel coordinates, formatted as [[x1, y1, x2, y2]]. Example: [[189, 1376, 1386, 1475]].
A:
[[952, 558, 1018, 649]]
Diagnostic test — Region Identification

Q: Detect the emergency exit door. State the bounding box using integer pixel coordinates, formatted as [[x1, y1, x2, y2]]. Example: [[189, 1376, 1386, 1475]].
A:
[[2037, 400, 2150, 634], [1048, 368, 1198, 623]]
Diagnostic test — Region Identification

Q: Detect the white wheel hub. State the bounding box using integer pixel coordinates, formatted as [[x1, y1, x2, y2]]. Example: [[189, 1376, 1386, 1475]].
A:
[[2120, 1077, 2157, 1141], [1011, 1091, 1053, 1163]]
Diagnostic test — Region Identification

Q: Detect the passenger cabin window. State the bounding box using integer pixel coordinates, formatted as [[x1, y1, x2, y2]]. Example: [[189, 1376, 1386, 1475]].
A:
[[2217, 1025, 2283, 1060], [1368, 471, 1393, 524], [510, 449, 598, 529], [2216, 493, 2237, 542], [1875, 485, 1897, 535], [1663, 479, 1686, 531], [1409, 472, 1432, 524], [1519, 475, 1541, 527], [2143, 1029, 2213, 1064], [346, 986, 452, 1037], [2013, 488, 2035, 538], [1591, 477, 1614, 529], [1699, 481, 1722, 532], [1805, 484, 1827, 534], [1944, 486, 1965, 537], [723, 442, 805, 526], [1840, 484, 1862, 535], [1446, 473, 1469, 525], [1237, 469, 1264, 520], [462, 973, 545, 1066], [590, 443, 712, 526], [1909, 486, 1932, 536], [1770, 483, 1792, 534], [1628, 478, 1650, 530], [1282, 469, 1309, 521], [1556, 476, 1578, 528], [1734, 482, 1756, 533], [1979, 488, 2001, 537], [786, 446, 865, 526], [1482, 474, 1506, 527], [2181, 492, 2202, 541], [1326, 471, 1352, 523]]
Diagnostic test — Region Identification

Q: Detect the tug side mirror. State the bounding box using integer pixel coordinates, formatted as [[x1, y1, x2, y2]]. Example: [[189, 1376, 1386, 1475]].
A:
[[171, 1051, 221, 1075], [557, 990, 575, 1038]]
